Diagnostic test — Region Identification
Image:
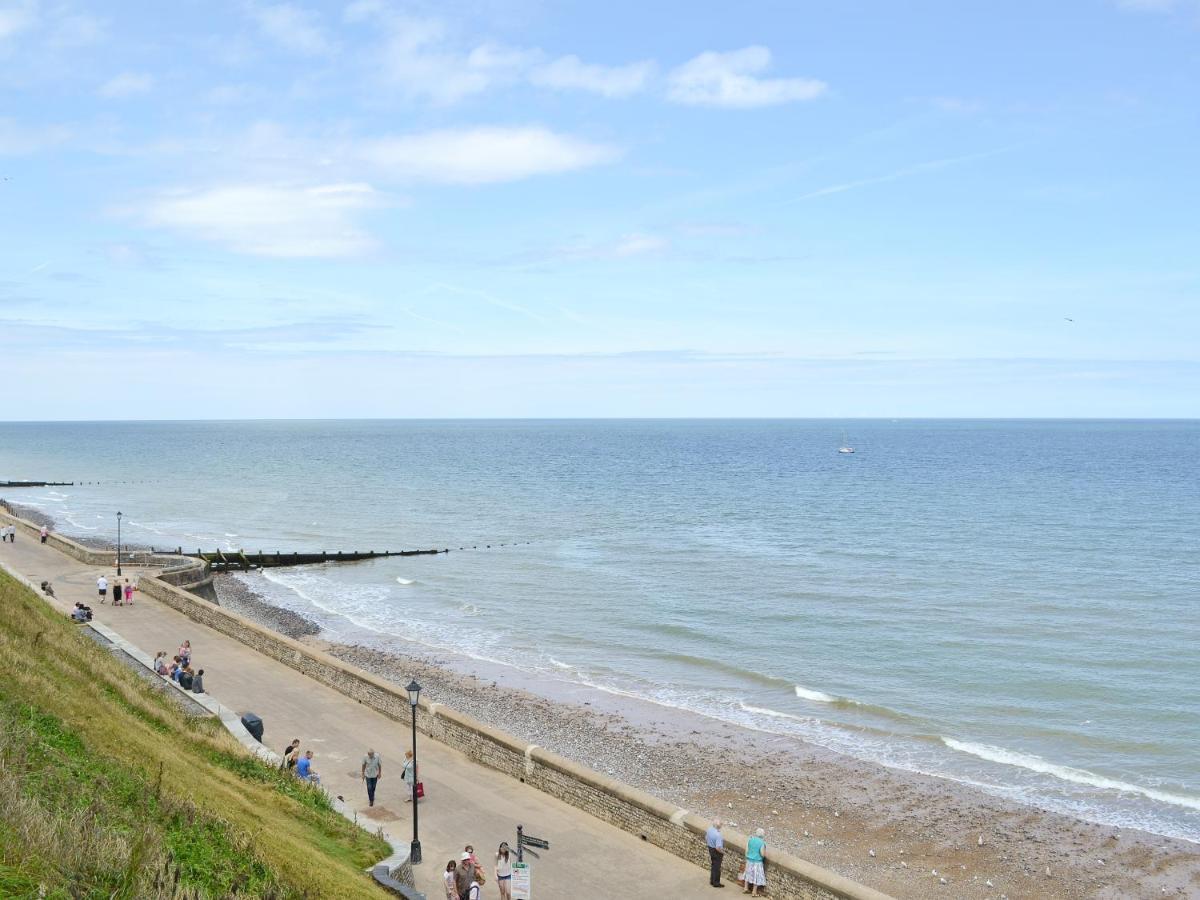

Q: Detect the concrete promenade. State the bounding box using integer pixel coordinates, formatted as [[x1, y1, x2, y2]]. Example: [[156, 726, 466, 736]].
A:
[[0, 534, 719, 899]]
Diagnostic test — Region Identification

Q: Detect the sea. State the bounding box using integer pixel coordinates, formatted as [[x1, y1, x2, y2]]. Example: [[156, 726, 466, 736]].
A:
[[1, 419, 1197, 842]]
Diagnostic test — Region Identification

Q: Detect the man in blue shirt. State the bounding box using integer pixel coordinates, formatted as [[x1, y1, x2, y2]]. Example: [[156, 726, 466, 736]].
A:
[[296, 750, 321, 784], [705, 819, 725, 888]]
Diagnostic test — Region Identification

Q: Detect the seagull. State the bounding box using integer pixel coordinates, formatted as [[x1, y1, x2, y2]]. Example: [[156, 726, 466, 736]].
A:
[[1064, 317, 1074, 322]]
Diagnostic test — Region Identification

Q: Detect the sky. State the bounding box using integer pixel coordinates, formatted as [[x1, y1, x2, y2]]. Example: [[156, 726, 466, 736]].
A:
[[1, 0, 1197, 419]]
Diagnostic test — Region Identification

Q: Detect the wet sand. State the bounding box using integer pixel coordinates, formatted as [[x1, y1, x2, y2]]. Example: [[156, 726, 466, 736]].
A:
[[211, 573, 1198, 899]]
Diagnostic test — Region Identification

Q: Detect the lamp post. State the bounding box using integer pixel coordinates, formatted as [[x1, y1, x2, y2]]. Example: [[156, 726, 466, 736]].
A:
[[116, 511, 123, 576], [406, 678, 422, 865]]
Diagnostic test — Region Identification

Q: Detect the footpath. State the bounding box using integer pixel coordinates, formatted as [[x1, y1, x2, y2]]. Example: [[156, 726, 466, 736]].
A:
[[0, 534, 719, 899]]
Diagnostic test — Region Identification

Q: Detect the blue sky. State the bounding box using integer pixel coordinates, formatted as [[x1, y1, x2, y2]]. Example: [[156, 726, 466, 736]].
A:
[[1, 0, 1197, 418]]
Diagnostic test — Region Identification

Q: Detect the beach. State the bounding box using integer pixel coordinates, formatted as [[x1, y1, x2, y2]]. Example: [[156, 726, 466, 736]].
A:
[[213, 570, 1199, 899], [4, 418, 1198, 899]]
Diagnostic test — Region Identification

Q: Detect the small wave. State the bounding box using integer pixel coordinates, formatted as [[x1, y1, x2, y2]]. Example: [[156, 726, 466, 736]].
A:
[[549, 657, 574, 670], [459, 602, 480, 616], [942, 739, 1200, 811], [64, 516, 99, 531], [395, 577, 414, 585], [739, 701, 812, 724], [795, 684, 838, 703]]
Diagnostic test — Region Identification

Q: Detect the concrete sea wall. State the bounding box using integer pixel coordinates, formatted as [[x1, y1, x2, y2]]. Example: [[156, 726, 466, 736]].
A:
[[1, 506, 889, 900]]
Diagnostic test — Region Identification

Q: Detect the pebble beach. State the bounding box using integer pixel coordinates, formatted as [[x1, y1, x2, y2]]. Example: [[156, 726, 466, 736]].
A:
[[213, 571, 1200, 899]]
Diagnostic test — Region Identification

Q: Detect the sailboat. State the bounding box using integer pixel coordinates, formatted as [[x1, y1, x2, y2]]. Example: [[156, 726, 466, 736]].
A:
[[837, 430, 855, 454]]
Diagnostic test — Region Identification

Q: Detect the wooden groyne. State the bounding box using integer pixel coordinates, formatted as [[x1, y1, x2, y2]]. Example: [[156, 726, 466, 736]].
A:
[[0, 480, 74, 487], [174, 548, 447, 572]]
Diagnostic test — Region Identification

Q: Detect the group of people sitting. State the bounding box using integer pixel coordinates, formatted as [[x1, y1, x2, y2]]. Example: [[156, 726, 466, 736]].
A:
[[153, 641, 204, 693], [70, 601, 93, 622], [280, 738, 321, 784], [444, 843, 514, 900]]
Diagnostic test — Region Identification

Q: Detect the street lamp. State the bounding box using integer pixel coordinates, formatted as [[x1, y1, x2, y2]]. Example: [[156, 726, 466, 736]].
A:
[[406, 678, 422, 865], [116, 511, 123, 576]]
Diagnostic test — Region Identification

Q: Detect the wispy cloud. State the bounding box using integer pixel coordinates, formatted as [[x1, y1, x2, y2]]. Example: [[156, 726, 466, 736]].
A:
[[358, 126, 620, 185], [98, 71, 154, 98], [0, 1, 36, 42], [782, 148, 1013, 204], [529, 55, 654, 98], [133, 182, 384, 258], [0, 117, 71, 155], [250, 2, 333, 55], [667, 46, 826, 108]]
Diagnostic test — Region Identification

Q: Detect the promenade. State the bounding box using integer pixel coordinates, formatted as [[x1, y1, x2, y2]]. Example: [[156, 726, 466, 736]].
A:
[[0, 533, 718, 899]]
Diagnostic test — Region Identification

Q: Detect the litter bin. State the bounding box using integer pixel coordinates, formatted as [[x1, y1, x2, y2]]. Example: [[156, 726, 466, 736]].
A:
[[240, 712, 264, 743]]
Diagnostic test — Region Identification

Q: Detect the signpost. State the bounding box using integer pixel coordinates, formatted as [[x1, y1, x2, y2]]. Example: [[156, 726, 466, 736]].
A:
[[510, 862, 531, 900], [513, 825, 550, 897]]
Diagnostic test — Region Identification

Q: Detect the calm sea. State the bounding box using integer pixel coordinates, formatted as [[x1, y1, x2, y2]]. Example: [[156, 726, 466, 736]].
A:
[[2, 420, 1197, 841]]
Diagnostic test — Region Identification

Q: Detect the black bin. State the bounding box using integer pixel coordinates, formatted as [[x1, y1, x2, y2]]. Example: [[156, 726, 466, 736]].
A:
[[240, 712, 264, 743]]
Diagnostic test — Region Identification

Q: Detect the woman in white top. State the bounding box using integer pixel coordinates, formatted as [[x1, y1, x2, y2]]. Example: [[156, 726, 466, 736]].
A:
[[495, 842, 513, 899], [442, 860, 457, 900]]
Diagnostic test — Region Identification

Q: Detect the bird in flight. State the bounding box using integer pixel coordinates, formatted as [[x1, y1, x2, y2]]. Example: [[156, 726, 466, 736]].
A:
[[1064, 317, 1074, 322]]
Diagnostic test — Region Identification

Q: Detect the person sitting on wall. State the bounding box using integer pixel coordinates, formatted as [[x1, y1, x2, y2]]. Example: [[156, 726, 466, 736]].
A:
[[295, 750, 321, 784], [70, 603, 88, 623], [40, 580, 55, 598], [178, 665, 194, 691], [192, 668, 205, 694]]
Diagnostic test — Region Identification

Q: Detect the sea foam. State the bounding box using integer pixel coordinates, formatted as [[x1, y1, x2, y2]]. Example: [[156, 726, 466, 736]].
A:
[[942, 738, 1200, 811]]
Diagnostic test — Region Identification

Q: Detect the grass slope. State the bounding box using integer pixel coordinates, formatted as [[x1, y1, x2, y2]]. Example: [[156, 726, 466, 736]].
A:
[[0, 568, 391, 899]]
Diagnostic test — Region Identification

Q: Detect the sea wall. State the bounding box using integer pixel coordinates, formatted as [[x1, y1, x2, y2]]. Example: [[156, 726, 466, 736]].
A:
[[0, 505, 193, 571], [134, 571, 890, 900]]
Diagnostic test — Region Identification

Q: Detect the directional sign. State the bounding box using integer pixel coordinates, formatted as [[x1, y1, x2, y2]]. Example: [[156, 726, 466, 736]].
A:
[[521, 835, 550, 850], [511, 861, 532, 900]]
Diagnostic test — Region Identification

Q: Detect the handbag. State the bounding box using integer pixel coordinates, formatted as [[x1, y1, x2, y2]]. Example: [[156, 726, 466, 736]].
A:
[[415, 781, 425, 799]]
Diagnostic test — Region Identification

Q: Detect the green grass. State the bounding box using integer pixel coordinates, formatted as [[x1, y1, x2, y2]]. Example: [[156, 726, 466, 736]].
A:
[[0, 569, 391, 899]]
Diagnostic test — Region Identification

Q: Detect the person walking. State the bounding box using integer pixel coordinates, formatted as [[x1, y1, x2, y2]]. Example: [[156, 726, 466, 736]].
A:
[[706, 818, 726, 888], [361, 748, 383, 807], [742, 828, 767, 896], [97, 574, 108, 603], [495, 843, 513, 900], [454, 852, 475, 900], [124, 579, 133, 604], [442, 860, 458, 900], [40, 525, 48, 543], [178, 640, 192, 666], [401, 750, 416, 802]]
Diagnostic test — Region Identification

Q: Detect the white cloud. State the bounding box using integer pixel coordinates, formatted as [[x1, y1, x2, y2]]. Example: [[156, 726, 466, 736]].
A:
[[251, 3, 332, 55], [137, 183, 381, 257], [358, 126, 619, 185], [530, 55, 654, 98], [367, 15, 524, 104], [0, 117, 70, 154], [667, 46, 826, 108], [99, 71, 154, 98]]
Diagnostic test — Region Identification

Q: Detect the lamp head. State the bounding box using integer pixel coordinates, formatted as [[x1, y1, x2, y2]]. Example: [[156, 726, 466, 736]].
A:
[[406, 679, 421, 707]]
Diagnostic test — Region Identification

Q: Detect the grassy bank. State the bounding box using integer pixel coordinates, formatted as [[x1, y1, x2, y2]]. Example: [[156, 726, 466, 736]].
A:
[[0, 569, 391, 899]]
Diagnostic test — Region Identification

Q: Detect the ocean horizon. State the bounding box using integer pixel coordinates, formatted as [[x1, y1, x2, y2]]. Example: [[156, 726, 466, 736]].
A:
[[2, 418, 1197, 843]]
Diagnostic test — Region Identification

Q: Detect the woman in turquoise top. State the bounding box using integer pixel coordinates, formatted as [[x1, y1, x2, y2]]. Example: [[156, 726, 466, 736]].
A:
[[742, 828, 767, 896]]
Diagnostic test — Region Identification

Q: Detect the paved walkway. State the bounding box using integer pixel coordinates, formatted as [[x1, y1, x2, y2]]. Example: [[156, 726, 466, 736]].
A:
[[0, 533, 719, 899]]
